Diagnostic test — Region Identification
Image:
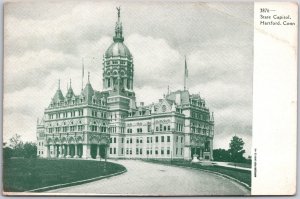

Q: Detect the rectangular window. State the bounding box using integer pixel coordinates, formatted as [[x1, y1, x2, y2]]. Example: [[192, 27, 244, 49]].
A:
[[181, 137, 183, 143], [126, 149, 129, 155], [147, 125, 151, 132], [160, 124, 162, 131], [155, 149, 158, 155], [130, 138, 132, 144], [114, 137, 116, 143], [167, 148, 170, 155], [121, 148, 124, 154], [110, 138, 112, 143], [137, 138, 139, 143], [176, 148, 178, 155], [136, 148, 139, 155], [163, 126, 166, 131], [168, 126, 170, 131], [161, 136, 164, 142], [181, 148, 183, 155], [167, 136, 170, 142], [161, 148, 164, 155], [110, 148, 112, 154], [114, 148, 116, 154], [140, 148, 143, 155], [155, 136, 159, 143], [147, 137, 149, 143]]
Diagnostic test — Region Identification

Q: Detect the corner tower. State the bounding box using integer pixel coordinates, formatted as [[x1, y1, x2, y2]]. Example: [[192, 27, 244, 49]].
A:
[[103, 7, 135, 99]]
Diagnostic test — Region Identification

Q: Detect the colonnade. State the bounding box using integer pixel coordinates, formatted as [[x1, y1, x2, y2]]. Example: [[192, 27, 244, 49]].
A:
[[45, 144, 108, 159]]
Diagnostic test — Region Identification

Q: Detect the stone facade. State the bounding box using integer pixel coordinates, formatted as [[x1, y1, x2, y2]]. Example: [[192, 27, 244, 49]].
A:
[[36, 9, 214, 161]]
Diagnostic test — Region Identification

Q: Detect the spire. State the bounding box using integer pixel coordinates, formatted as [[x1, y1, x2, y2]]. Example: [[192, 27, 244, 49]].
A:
[[88, 71, 90, 83], [113, 6, 124, 42], [58, 79, 60, 90], [184, 56, 188, 91], [69, 78, 72, 88]]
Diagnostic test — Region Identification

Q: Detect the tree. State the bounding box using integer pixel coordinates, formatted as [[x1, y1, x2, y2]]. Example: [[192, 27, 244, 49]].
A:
[[23, 142, 37, 158], [9, 134, 23, 149], [213, 149, 231, 162], [228, 136, 246, 163], [9, 134, 24, 157], [6, 134, 37, 158]]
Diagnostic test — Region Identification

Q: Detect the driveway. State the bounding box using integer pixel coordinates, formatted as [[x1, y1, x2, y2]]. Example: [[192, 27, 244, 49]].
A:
[[48, 159, 250, 195]]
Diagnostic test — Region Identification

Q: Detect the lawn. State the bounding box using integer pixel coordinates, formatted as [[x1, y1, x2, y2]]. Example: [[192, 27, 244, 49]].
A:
[[144, 160, 251, 188], [227, 162, 251, 168], [3, 158, 126, 192]]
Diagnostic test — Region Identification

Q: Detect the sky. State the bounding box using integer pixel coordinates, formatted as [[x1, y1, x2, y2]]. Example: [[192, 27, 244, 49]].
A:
[[3, 0, 253, 156]]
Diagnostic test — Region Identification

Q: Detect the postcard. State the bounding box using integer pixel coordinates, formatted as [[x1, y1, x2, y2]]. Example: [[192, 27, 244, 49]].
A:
[[2, 0, 297, 196]]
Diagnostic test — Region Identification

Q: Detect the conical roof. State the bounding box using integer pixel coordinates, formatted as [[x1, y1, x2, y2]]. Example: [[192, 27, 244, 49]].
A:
[[83, 82, 94, 104], [53, 89, 64, 102], [66, 87, 75, 98]]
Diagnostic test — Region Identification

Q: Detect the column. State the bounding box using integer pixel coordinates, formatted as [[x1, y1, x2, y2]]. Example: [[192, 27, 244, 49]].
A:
[[74, 144, 79, 158], [62, 145, 65, 158], [96, 145, 100, 159], [59, 145, 63, 158], [105, 145, 108, 161], [66, 144, 71, 158], [183, 146, 191, 161], [210, 140, 213, 161], [82, 144, 87, 159], [87, 144, 91, 159], [51, 144, 55, 158], [82, 144, 91, 159], [46, 145, 50, 158]]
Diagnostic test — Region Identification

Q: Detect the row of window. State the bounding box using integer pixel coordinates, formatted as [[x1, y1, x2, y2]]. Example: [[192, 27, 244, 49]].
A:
[[109, 147, 184, 156], [190, 99, 205, 107], [191, 127, 211, 135], [106, 60, 128, 65], [49, 110, 107, 120], [191, 111, 209, 121], [47, 125, 107, 133], [109, 136, 184, 144]]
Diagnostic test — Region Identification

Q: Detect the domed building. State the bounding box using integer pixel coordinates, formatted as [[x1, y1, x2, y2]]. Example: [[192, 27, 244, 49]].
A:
[[36, 8, 214, 161]]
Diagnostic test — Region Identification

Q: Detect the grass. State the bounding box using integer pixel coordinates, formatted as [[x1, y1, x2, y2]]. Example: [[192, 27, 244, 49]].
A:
[[144, 159, 251, 188], [3, 158, 126, 192], [227, 162, 251, 168]]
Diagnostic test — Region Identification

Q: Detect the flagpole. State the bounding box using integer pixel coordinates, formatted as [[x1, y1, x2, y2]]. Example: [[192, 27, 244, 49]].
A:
[[184, 56, 187, 91], [82, 57, 84, 90]]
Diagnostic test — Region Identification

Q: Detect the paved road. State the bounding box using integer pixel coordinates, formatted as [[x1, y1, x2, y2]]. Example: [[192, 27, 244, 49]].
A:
[[48, 160, 250, 195]]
